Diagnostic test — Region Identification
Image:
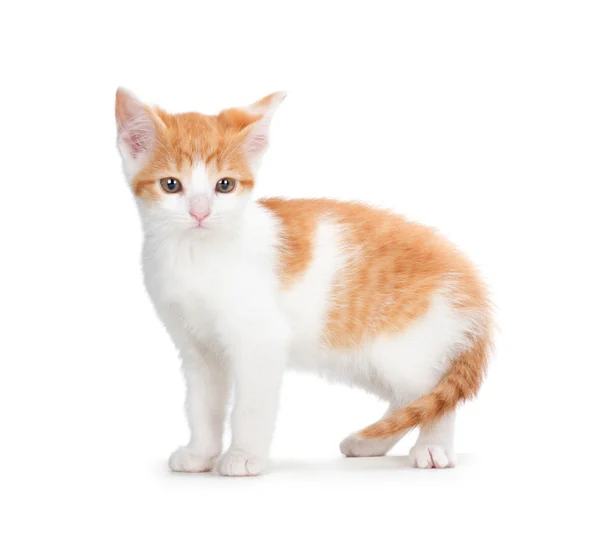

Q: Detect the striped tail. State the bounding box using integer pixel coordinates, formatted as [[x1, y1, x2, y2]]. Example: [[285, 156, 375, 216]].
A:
[[358, 333, 492, 440]]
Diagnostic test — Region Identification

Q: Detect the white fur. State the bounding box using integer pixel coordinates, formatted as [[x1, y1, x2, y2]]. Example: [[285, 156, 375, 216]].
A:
[[141, 195, 289, 476]]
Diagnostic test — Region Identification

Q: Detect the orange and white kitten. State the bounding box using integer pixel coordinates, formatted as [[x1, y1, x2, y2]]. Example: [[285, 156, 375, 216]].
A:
[[115, 89, 493, 476]]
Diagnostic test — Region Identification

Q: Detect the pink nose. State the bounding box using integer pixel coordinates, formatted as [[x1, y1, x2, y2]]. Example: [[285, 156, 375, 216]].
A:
[[189, 196, 211, 223], [189, 209, 210, 222]]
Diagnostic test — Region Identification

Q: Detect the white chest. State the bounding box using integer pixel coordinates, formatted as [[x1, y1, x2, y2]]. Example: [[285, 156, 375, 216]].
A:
[[142, 237, 241, 342], [141, 225, 283, 350]]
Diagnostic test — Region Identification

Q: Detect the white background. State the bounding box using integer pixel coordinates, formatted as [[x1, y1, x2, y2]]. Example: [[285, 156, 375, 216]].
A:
[[1, 1, 599, 551]]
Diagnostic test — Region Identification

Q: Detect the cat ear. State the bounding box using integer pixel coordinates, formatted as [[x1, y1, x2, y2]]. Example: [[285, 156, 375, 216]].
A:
[[242, 91, 286, 169], [115, 88, 161, 176]]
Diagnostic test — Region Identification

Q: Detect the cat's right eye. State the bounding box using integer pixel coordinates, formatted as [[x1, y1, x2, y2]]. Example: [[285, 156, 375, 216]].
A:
[[160, 177, 182, 193]]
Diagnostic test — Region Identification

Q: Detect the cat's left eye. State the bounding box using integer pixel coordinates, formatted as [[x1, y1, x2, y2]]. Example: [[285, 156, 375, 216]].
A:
[[216, 178, 236, 194]]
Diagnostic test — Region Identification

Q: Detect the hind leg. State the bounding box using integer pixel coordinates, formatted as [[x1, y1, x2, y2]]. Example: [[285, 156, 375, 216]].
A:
[[340, 404, 405, 457], [410, 411, 456, 469]]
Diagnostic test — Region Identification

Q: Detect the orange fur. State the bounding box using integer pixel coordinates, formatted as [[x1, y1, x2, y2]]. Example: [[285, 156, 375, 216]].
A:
[[115, 94, 274, 201], [135, 109, 256, 200], [259, 198, 319, 286]]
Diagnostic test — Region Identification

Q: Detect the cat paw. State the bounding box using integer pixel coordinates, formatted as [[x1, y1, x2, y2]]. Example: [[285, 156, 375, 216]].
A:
[[168, 446, 217, 473], [339, 434, 394, 457], [216, 449, 265, 477], [410, 444, 455, 469]]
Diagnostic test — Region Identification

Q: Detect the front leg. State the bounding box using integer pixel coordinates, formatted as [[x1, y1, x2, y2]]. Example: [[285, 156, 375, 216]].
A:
[[169, 347, 229, 473], [217, 329, 287, 477]]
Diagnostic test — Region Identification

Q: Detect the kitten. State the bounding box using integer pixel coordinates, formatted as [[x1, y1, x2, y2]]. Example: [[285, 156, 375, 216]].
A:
[[115, 89, 493, 476]]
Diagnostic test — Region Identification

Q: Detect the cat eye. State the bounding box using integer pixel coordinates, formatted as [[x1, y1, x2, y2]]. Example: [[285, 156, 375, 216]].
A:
[[160, 177, 182, 193], [216, 178, 236, 194]]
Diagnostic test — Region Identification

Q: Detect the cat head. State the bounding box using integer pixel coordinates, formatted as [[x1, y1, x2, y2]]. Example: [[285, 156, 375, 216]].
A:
[[115, 89, 285, 235]]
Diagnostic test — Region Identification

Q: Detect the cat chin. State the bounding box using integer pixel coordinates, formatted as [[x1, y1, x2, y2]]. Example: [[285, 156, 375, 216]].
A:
[[189, 221, 213, 231]]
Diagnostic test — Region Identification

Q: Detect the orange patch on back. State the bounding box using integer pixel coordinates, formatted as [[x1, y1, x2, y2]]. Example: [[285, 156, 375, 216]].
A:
[[261, 198, 489, 349], [259, 198, 319, 287]]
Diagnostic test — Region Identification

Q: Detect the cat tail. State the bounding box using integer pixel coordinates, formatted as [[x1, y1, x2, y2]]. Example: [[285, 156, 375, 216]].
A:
[[358, 333, 492, 440]]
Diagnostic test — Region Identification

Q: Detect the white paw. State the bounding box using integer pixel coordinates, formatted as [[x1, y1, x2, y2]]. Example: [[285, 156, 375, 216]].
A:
[[340, 434, 394, 457], [168, 446, 217, 473], [216, 449, 265, 477], [410, 444, 455, 469]]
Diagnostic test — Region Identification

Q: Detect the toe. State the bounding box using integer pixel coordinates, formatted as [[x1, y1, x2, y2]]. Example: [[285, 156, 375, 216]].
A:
[[414, 449, 433, 468], [217, 449, 264, 477], [410, 445, 455, 469], [169, 447, 216, 473], [429, 446, 451, 468], [340, 435, 360, 457]]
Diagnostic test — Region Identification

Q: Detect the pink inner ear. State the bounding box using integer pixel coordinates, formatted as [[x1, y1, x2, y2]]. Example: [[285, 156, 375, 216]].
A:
[[245, 119, 269, 158], [123, 127, 148, 157], [119, 114, 154, 159], [116, 89, 155, 160], [246, 129, 268, 157]]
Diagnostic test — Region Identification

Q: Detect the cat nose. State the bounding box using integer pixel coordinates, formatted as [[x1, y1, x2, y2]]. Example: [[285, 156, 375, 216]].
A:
[[189, 208, 210, 222], [189, 196, 211, 223]]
